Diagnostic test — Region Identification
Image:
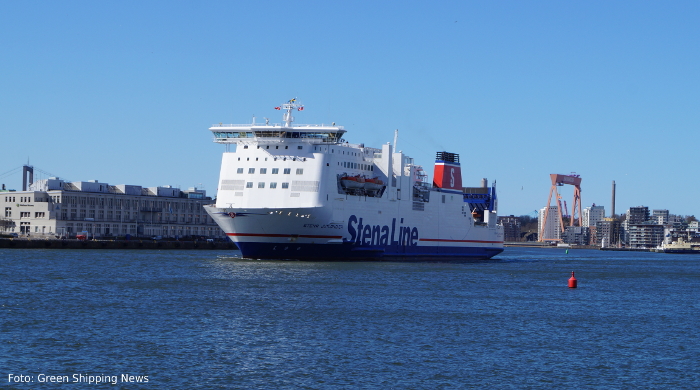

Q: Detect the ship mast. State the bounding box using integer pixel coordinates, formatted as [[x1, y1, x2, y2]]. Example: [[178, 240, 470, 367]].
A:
[[275, 98, 304, 127]]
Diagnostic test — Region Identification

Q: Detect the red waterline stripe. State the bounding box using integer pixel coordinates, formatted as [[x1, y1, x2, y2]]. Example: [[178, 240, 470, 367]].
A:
[[419, 238, 504, 244], [227, 233, 343, 239]]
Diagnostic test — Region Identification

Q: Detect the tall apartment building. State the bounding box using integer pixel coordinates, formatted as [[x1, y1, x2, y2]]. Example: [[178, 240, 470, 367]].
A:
[[626, 206, 650, 224], [652, 209, 669, 225], [628, 223, 665, 249], [1, 178, 224, 239], [538, 206, 561, 241], [582, 205, 605, 228], [623, 206, 650, 244], [596, 218, 621, 247], [497, 215, 521, 242]]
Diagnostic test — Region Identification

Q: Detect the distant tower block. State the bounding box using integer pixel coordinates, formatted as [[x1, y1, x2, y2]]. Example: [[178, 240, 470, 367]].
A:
[[539, 173, 582, 242], [22, 165, 34, 191]]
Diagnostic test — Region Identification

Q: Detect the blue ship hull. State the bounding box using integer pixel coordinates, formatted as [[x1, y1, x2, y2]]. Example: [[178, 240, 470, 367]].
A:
[[236, 241, 504, 261]]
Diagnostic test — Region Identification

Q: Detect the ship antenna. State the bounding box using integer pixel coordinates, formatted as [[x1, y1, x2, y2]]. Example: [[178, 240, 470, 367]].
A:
[[393, 129, 399, 151], [277, 98, 304, 127]]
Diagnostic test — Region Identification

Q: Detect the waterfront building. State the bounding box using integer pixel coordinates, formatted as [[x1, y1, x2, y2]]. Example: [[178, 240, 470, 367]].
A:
[[538, 206, 561, 241], [498, 215, 521, 242], [622, 206, 650, 244], [596, 218, 621, 247], [582, 205, 605, 228], [664, 224, 700, 246], [563, 226, 589, 245], [627, 223, 665, 249], [0, 178, 224, 239]]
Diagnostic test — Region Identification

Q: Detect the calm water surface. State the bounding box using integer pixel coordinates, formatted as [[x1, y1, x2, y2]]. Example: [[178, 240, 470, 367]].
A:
[[1, 248, 699, 389]]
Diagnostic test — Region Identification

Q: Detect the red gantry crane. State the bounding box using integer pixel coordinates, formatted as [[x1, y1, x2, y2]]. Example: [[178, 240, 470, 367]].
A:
[[539, 173, 582, 242]]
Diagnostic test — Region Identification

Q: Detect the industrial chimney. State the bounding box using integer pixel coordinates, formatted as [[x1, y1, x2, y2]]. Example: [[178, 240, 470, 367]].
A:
[[611, 180, 616, 218]]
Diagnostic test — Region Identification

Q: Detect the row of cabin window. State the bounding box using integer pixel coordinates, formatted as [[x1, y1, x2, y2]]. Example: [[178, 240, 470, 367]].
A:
[[312, 147, 361, 156], [340, 162, 373, 171], [219, 133, 338, 141], [237, 168, 303, 175], [245, 182, 289, 189], [241, 145, 302, 150], [238, 157, 306, 162]]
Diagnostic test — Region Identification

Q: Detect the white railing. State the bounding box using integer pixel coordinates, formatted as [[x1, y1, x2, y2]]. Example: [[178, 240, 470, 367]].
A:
[[211, 123, 344, 129]]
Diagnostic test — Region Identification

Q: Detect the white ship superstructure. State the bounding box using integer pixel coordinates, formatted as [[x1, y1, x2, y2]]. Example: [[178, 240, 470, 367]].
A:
[[204, 99, 504, 260]]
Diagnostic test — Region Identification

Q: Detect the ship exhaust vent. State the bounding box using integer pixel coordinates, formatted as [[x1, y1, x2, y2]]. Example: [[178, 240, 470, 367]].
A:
[[435, 152, 459, 163]]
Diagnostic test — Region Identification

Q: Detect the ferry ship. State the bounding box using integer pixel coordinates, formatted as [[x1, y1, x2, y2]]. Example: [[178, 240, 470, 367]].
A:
[[204, 99, 504, 260], [656, 237, 700, 254]]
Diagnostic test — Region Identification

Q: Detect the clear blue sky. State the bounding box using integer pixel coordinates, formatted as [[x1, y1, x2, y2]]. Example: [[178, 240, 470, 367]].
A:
[[1, 1, 698, 217]]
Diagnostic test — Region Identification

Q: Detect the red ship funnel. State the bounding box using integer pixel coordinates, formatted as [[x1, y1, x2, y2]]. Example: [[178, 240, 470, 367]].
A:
[[432, 151, 462, 190]]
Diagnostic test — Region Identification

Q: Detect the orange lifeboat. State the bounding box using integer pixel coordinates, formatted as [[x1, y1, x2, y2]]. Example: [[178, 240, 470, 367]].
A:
[[340, 174, 365, 189], [364, 177, 384, 191]]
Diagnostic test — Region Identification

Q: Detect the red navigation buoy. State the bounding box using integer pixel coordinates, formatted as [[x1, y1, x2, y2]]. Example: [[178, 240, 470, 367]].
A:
[[568, 271, 577, 288]]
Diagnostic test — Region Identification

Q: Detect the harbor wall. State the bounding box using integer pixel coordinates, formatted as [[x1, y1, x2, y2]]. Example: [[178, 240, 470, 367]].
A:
[[0, 238, 237, 250]]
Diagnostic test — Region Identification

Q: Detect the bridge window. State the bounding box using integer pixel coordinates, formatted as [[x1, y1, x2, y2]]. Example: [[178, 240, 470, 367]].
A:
[[260, 168, 267, 174], [248, 168, 255, 174], [283, 168, 291, 174], [246, 182, 253, 188], [270, 182, 277, 189], [237, 168, 243, 174], [272, 168, 279, 174]]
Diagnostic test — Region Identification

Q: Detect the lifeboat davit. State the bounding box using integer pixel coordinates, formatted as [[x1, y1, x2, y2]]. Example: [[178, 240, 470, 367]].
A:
[[340, 175, 366, 189]]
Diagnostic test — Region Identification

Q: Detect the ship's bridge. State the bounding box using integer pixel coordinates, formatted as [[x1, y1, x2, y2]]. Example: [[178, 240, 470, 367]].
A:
[[210, 99, 346, 145], [210, 124, 346, 145]]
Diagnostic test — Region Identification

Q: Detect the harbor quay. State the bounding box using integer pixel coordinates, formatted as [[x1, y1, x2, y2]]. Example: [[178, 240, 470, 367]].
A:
[[0, 237, 236, 250], [1, 175, 227, 241]]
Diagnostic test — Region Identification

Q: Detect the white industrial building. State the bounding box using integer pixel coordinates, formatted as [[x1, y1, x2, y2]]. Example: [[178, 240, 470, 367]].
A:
[[1, 178, 225, 239]]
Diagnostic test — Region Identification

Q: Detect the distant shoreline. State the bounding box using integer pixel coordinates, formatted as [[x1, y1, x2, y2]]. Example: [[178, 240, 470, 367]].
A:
[[504, 242, 653, 252]]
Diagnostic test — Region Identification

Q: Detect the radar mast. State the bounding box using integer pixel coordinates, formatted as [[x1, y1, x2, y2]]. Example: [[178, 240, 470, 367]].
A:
[[274, 98, 304, 127]]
